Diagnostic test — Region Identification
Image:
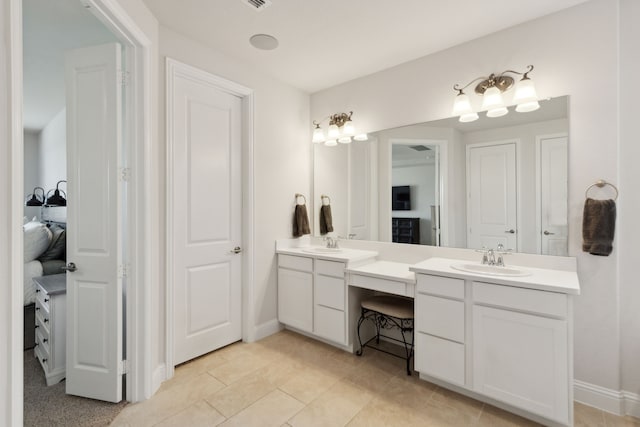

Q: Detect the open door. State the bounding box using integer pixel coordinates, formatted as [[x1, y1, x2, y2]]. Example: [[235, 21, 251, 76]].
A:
[[64, 42, 123, 402]]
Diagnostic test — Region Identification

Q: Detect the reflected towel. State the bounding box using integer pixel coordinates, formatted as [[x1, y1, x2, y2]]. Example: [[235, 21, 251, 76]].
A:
[[293, 204, 311, 237], [319, 205, 334, 235], [582, 198, 616, 256]]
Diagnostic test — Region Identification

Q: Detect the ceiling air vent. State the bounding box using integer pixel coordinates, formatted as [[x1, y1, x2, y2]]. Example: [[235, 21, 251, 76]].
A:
[[242, 0, 272, 12], [410, 145, 431, 152]]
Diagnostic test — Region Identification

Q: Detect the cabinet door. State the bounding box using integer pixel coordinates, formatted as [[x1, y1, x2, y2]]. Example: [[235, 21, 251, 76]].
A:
[[278, 268, 313, 333], [472, 305, 569, 424]]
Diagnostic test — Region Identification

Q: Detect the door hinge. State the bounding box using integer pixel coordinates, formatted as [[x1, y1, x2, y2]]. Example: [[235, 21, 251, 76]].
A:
[[119, 167, 131, 182], [119, 70, 130, 86], [118, 264, 130, 278], [119, 360, 128, 375]]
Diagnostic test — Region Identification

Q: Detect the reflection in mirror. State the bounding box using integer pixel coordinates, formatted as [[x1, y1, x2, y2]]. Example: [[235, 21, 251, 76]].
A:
[[313, 96, 569, 256]]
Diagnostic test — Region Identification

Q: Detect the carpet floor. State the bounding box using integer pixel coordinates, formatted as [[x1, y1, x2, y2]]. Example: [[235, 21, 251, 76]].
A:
[[24, 350, 127, 427]]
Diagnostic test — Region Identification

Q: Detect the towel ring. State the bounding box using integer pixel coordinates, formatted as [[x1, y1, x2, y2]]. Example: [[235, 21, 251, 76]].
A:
[[585, 180, 618, 201], [321, 194, 331, 205], [295, 193, 307, 205]]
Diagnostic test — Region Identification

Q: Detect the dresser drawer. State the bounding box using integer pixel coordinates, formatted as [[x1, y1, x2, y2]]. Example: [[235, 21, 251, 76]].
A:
[[315, 274, 345, 310], [417, 275, 465, 300], [36, 328, 51, 357], [415, 294, 465, 342], [35, 282, 50, 312], [316, 259, 345, 278], [473, 282, 567, 318], [35, 299, 50, 333], [278, 254, 313, 272], [35, 311, 50, 344], [34, 343, 50, 372], [350, 274, 410, 297]]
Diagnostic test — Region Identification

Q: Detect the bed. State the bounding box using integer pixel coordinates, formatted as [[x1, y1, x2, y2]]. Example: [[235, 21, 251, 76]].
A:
[[23, 209, 66, 350]]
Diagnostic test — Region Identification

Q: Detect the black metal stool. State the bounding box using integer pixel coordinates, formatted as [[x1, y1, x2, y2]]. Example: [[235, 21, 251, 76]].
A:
[[355, 294, 414, 375]]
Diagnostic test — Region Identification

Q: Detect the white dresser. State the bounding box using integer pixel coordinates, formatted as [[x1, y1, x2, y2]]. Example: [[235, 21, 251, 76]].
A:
[[33, 274, 67, 386]]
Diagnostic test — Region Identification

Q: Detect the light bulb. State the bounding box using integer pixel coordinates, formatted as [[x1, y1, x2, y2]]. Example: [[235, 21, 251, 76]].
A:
[[514, 78, 540, 112], [459, 112, 479, 123], [452, 92, 473, 116], [482, 86, 508, 118], [324, 139, 338, 147], [327, 124, 340, 139], [342, 120, 355, 136]]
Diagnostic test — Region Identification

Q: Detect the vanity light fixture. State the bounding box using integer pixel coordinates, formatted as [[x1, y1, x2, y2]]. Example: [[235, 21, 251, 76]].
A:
[[312, 111, 368, 146], [452, 65, 540, 122]]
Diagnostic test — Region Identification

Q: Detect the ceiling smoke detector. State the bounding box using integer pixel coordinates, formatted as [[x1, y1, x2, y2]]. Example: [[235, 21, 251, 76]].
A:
[[242, 0, 272, 12]]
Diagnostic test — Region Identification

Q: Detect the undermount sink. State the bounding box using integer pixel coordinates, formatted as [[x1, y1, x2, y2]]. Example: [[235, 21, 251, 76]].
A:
[[301, 247, 343, 254], [450, 262, 531, 277]]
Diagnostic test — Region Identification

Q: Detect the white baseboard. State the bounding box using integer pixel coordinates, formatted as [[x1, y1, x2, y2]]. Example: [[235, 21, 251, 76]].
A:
[[574, 379, 640, 417], [623, 391, 640, 419], [151, 363, 166, 397], [252, 319, 283, 342]]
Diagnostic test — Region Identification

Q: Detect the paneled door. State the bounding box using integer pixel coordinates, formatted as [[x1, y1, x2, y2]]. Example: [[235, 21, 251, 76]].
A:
[[168, 60, 243, 365], [65, 43, 123, 402], [538, 135, 568, 255], [467, 142, 518, 250]]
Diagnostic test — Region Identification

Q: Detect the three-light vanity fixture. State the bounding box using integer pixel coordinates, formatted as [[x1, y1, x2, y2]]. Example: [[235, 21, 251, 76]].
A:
[[452, 65, 539, 123], [312, 111, 368, 146]]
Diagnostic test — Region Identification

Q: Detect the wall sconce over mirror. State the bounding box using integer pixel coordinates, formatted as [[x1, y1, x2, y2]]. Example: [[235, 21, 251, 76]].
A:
[[45, 180, 67, 206], [312, 111, 368, 146], [25, 187, 45, 206], [452, 65, 539, 122]]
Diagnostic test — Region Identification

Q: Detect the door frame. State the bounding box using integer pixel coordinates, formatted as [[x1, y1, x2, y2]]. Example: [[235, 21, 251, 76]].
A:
[[164, 58, 255, 379], [6, 0, 153, 423], [465, 139, 521, 252], [387, 138, 449, 246]]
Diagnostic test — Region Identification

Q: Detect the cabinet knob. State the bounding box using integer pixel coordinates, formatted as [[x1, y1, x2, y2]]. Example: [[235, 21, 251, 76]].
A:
[[35, 307, 40, 311], [44, 298, 49, 303], [35, 289, 40, 293], [43, 358, 47, 363], [34, 325, 39, 329], [43, 338, 48, 343], [44, 318, 49, 323]]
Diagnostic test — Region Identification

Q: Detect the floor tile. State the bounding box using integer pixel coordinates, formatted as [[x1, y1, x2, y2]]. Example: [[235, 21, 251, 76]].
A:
[[575, 402, 606, 427], [288, 380, 373, 427], [279, 365, 341, 404], [477, 404, 542, 426], [206, 372, 277, 418], [603, 411, 640, 426], [220, 389, 304, 427], [154, 400, 226, 426]]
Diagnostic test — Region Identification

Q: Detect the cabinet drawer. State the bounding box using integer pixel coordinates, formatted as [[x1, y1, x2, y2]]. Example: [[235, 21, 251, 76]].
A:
[[415, 294, 464, 342], [313, 305, 345, 345], [473, 282, 567, 318], [278, 254, 313, 272], [315, 275, 344, 310], [417, 275, 464, 300], [34, 344, 50, 372], [316, 259, 345, 278], [36, 328, 51, 357], [35, 299, 50, 334], [415, 332, 465, 385], [350, 274, 409, 297]]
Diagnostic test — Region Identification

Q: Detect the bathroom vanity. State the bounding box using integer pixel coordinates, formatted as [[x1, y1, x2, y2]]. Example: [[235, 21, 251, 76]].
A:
[[275, 241, 580, 426]]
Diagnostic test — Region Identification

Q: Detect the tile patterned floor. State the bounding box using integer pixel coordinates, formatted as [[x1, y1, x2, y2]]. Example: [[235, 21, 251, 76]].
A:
[[111, 330, 640, 427]]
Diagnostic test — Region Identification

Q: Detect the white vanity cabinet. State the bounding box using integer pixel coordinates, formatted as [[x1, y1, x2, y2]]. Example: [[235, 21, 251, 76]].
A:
[[278, 254, 314, 333], [472, 281, 570, 424], [313, 259, 347, 344], [411, 257, 578, 427]]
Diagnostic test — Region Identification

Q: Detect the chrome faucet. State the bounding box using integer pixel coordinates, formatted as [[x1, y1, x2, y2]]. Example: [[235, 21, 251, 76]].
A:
[[324, 236, 339, 249], [486, 249, 496, 265]]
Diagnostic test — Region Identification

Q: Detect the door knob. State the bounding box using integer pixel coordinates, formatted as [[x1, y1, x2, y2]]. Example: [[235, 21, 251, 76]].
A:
[[230, 246, 242, 254], [61, 262, 77, 272], [543, 230, 555, 235], [505, 229, 515, 234]]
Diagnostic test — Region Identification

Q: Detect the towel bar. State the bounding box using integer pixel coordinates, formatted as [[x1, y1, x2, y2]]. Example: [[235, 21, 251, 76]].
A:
[[295, 193, 307, 205], [585, 180, 618, 201]]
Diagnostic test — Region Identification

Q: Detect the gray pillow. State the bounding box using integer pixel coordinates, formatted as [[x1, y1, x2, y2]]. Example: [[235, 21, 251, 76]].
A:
[[38, 225, 66, 262]]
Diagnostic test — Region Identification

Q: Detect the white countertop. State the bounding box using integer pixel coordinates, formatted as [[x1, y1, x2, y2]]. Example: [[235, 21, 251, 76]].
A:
[[346, 261, 416, 284], [410, 257, 580, 295], [276, 246, 378, 263]]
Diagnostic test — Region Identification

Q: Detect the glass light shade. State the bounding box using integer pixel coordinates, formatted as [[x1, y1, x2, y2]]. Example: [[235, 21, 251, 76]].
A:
[[338, 136, 352, 144], [312, 126, 325, 143], [486, 106, 508, 118], [342, 120, 355, 136], [516, 101, 540, 113], [327, 124, 340, 139], [452, 92, 473, 116], [353, 133, 368, 141], [324, 139, 338, 146], [481, 86, 505, 111], [459, 112, 479, 123]]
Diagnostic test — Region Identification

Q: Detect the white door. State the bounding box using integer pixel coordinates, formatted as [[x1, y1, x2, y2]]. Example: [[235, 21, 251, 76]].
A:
[[467, 143, 517, 250], [169, 63, 242, 365], [431, 144, 441, 246], [349, 140, 372, 240], [539, 135, 568, 255], [65, 43, 123, 402]]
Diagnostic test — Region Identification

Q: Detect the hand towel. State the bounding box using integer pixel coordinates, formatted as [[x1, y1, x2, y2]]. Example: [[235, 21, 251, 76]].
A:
[[293, 204, 311, 237], [319, 204, 334, 235], [582, 198, 616, 256]]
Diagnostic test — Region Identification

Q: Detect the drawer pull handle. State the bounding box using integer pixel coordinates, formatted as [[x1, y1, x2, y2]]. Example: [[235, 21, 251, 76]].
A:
[[34, 325, 39, 329], [44, 298, 49, 303], [44, 318, 49, 323], [43, 358, 48, 363], [35, 289, 40, 293], [43, 338, 48, 343], [35, 307, 40, 311], [34, 343, 38, 347]]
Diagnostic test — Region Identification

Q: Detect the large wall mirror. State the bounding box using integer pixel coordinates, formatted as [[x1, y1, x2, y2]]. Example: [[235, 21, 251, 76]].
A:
[[313, 96, 569, 256]]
